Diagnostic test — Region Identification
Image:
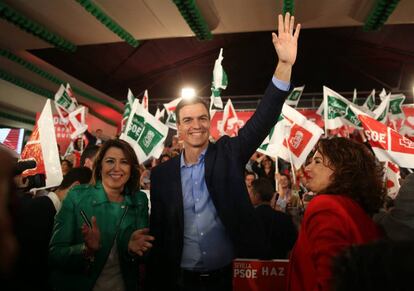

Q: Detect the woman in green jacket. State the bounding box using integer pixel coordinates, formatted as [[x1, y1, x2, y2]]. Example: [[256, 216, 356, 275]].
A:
[[49, 139, 154, 291]]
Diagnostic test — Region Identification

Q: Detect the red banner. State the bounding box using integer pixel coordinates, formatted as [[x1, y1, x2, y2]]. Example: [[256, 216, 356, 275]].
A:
[[233, 259, 289, 291]]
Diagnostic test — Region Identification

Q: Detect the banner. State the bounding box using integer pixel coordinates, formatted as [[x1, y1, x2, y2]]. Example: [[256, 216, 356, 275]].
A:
[[121, 99, 168, 163], [233, 259, 289, 291]]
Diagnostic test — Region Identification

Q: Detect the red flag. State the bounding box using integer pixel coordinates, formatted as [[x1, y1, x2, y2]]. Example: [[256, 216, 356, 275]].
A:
[[358, 114, 414, 168]]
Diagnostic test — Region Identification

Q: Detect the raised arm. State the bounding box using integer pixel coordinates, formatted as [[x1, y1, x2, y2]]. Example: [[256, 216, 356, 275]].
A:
[[273, 12, 301, 82]]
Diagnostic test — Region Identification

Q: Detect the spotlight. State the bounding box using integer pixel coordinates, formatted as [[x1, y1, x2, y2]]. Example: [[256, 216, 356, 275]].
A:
[[181, 87, 196, 100]]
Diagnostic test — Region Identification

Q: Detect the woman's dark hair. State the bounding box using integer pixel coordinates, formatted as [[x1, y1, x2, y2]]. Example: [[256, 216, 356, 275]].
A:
[[316, 137, 385, 215], [92, 139, 140, 194]]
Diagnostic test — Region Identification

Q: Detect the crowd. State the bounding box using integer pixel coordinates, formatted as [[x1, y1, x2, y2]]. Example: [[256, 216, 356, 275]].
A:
[[1, 12, 414, 291]]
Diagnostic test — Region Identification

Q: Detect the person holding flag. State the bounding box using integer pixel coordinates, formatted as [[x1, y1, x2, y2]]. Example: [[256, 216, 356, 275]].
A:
[[287, 137, 385, 291], [148, 12, 300, 291]]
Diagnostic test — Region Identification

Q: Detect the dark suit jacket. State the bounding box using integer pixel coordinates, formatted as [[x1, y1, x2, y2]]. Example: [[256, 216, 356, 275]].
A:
[[14, 195, 56, 291], [148, 82, 288, 289], [254, 204, 297, 259]]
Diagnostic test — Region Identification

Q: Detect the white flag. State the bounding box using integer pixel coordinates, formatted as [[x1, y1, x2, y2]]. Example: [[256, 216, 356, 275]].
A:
[[54, 84, 77, 123], [154, 107, 165, 121], [209, 48, 229, 117], [385, 161, 401, 199], [68, 106, 88, 139], [352, 88, 357, 104], [388, 94, 406, 120], [164, 97, 182, 130], [323, 86, 367, 130], [285, 85, 305, 107], [272, 104, 324, 169], [219, 99, 242, 137], [121, 99, 169, 163], [38, 100, 63, 188], [362, 89, 376, 112], [373, 93, 390, 124], [141, 89, 149, 111], [122, 89, 136, 132]]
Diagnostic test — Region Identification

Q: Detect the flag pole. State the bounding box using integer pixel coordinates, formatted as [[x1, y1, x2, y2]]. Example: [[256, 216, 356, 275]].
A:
[[274, 155, 279, 192]]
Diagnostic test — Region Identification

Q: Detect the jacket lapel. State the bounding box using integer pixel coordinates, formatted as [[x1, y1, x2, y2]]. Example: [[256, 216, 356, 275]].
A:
[[170, 156, 184, 237]]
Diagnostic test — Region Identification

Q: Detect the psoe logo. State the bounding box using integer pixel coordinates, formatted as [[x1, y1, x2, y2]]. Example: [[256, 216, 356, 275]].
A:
[[290, 131, 303, 149]]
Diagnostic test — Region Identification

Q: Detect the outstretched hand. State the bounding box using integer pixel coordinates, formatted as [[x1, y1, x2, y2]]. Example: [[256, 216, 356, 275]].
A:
[[272, 12, 301, 67]]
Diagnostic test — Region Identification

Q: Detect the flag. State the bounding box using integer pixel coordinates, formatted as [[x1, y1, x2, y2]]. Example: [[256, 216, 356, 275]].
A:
[[257, 116, 283, 157], [357, 114, 414, 168], [385, 161, 400, 199], [66, 84, 78, 107], [154, 107, 165, 121], [400, 115, 414, 138], [54, 84, 77, 123], [352, 88, 357, 104], [209, 48, 229, 117], [219, 99, 241, 137], [362, 89, 376, 112], [285, 85, 305, 107], [68, 106, 88, 139], [316, 101, 323, 116], [259, 104, 324, 169], [323, 86, 366, 130], [164, 97, 182, 130], [141, 89, 149, 111], [373, 93, 390, 124], [120, 99, 169, 163], [388, 94, 406, 120], [122, 89, 136, 132], [379, 88, 387, 100], [20, 100, 63, 188]]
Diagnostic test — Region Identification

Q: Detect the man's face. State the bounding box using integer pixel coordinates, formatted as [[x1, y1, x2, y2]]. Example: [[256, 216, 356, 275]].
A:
[[96, 129, 103, 139], [245, 174, 255, 188], [177, 103, 210, 149]]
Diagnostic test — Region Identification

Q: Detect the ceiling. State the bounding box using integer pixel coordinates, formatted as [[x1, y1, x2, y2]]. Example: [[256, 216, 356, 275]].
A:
[[0, 0, 413, 129]]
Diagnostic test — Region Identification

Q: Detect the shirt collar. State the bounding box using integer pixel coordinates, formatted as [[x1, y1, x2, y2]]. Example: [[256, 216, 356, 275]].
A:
[[93, 180, 134, 206], [180, 148, 207, 168], [47, 191, 62, 212]]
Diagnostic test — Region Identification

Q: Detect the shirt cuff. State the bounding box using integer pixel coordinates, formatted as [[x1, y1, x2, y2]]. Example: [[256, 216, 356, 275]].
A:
[[47, 191, 62, 212], [272, 76, 290, 92]]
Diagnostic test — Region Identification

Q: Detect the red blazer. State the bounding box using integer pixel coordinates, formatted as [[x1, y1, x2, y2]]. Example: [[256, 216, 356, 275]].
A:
[[287, 194, 382, 291]]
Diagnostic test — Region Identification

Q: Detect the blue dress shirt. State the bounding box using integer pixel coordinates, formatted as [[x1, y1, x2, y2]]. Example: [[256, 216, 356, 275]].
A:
[[180, 149, 235, 271]]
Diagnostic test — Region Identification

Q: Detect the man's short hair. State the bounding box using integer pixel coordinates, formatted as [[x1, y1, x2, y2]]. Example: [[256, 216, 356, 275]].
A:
[[80, 145, 100, 166], [252, 178, 274, 202], [175, 97, 210, 123], [58, 167, 92, 190], [245, 171, 257, 179]]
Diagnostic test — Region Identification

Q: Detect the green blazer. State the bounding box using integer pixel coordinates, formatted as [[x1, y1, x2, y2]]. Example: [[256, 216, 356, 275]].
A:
[[49, 181, 148, 291]]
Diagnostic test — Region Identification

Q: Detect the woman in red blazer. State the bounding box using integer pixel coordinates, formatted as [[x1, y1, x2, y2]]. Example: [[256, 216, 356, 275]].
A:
[[287, 137, 385, 291]]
